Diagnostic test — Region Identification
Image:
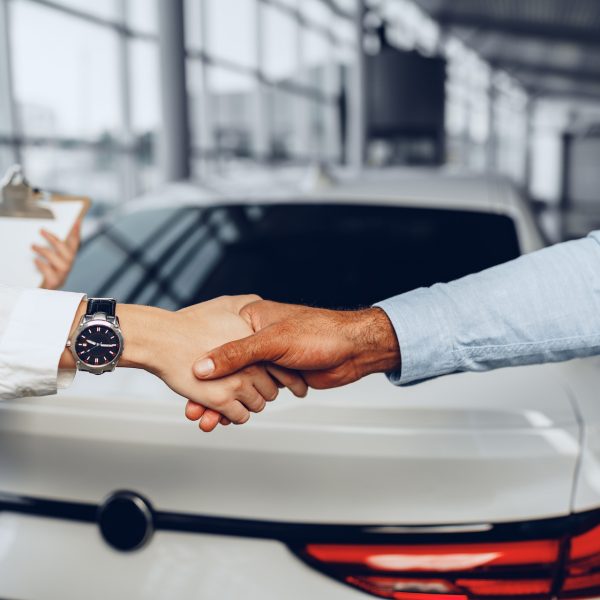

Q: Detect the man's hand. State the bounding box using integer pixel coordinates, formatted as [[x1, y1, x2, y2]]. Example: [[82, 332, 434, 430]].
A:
[[61, 295, 308, 431], [192, 300, 401, 390], [34, 220, 82, 290]]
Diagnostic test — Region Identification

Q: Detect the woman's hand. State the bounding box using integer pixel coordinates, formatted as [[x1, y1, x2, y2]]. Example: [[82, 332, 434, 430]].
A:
[[112, 296, 307, 432], [34, 219, 81, 290]]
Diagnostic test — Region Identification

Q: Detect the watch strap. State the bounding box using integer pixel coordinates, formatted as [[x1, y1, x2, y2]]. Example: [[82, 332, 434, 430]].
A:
[[87, 298, 117, 317]]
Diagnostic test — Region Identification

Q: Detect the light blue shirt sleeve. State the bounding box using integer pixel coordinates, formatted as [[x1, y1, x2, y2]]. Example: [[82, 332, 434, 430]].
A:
[[375, 231, 600, 385]]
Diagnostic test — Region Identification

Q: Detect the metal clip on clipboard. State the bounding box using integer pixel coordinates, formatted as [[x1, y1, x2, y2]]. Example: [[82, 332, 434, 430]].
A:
[[0, 165, 53, 219]]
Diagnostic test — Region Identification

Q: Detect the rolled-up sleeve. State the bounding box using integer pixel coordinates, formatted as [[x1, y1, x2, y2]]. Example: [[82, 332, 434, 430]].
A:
[[0, 285, 84, 399], [376, 231, 600, 385]]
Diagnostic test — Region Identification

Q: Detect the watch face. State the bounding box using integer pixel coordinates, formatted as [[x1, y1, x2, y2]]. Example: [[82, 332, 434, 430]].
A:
[[75, 324, 121, 367]]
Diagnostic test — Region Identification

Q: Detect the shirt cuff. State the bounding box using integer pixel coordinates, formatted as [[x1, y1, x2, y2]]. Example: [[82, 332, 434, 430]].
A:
[[0, 288, 85, 399], [374, 286, 458, 385]]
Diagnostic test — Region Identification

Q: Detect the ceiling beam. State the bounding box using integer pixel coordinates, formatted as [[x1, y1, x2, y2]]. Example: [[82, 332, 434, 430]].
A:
[[490, 59, 600, 84], [437, 11, 600, 47], [528, 86, 600, 102]]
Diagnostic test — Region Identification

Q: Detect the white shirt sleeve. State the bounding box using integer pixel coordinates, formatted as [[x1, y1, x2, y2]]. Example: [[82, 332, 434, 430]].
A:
[[0, 285, 85, 399]]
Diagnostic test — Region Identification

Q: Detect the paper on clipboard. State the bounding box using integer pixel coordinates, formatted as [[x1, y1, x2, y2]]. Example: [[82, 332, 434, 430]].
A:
[[0, 179, 90, 288]]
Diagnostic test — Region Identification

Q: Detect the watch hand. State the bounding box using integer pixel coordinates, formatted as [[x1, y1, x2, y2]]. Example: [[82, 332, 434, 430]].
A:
[[100, 343, 117, 348], [85, 339, 97, 346]]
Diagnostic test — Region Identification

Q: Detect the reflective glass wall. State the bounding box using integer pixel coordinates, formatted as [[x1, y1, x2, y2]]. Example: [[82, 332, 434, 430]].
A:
[[185, 0, 356, 177], [0, 0, 357, 207], [0, 0, 162, 207]]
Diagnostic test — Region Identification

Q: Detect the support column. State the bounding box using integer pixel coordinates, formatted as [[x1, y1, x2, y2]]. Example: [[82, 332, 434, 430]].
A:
[[523, 95, 536, 193], [346, 0, 366, 171], [486, 76, 498, 172], [0, 0, 20, 164], [158, 0, 190, 181]]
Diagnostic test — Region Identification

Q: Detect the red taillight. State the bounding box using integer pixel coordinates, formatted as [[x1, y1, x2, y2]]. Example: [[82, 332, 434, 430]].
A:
[[306, 541, 559, 570], [560, 524, 600, 598], [298, 517, 600, 599], [304, 540, 559, 599]]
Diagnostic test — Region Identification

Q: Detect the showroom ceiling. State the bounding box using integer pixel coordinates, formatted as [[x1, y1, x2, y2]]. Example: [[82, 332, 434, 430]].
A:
[[412, 0, 600, 101]]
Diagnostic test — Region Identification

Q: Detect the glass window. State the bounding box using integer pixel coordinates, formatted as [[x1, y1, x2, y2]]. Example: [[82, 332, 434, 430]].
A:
[[207, 66, 257, 157], [71, 204, 521, 309], [128, 39, 161, 194], [267, 92, 312, 159], [333, 0, 358, 12], [10, 1, 121, 139], [186, 58, 209, 150], [309, 98, 327, 157], [303, 29, 330, 93], [274, 0, 298, 9], [301, 0, 331, 26], [184, 0, 204, 51], [206, 0, 257, 68], [334, 18, 357, 45], [126, 0, 158, 34], [129, 39, 161, 135], [263, 3, 299, 82], [48, 0, 120, 21], [21, 145, 122, 206], [267, 87, 297, 160], [0, 145, 18, 175]]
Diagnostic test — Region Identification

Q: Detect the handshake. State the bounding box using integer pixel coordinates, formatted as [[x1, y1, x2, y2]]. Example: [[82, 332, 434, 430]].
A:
[[110, 295, 401, 432]]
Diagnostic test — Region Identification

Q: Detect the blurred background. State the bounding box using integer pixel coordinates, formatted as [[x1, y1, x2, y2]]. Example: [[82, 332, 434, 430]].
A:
[[1, 0, 599, 242]]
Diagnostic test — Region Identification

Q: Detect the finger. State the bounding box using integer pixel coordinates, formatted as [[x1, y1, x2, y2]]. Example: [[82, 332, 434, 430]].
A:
[[215, 398, 250, 425], [40, 229, 72, 262], [220, 416, 231, 426], [234, 379, 268, 413], [31, 244, 69, 272], [66, 219, 82, 253], [199, 409, 222, 432], [249, 367, 279, 404], [266, 365, 308, 398], [34, 258, 56, 289], [194, 328, 284, 380], [185, 400, 206, 421]]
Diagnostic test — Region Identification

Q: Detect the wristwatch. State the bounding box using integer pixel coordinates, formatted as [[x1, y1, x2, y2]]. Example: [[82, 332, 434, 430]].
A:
[[67, 298, 124, 375]]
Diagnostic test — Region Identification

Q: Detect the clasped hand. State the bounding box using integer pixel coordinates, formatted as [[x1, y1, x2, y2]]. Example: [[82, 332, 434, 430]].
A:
[[170, 296, 400, 432]]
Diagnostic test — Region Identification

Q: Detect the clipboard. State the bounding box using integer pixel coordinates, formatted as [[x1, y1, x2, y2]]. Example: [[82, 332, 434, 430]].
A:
[[0, 165, 91, 288]]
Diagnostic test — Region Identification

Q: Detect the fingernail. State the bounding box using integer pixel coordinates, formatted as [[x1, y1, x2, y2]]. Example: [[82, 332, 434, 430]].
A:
[[194, 358, 215, 377]]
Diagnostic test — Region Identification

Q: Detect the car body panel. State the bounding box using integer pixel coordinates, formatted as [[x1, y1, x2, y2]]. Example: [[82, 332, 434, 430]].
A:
[[0, 513, 364, 600], [558, 355, 600, 514], [0, 360, 582, 524]]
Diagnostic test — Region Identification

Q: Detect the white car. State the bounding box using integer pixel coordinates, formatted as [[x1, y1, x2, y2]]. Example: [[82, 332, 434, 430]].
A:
[[2, 169, 600, 600]]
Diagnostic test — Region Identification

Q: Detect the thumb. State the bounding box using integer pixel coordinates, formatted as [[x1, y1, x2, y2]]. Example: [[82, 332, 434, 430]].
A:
[[193, 329, 281, 379]]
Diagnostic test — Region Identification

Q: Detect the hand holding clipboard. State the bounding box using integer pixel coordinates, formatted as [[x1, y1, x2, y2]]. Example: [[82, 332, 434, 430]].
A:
[[0, 165, 90, 289]]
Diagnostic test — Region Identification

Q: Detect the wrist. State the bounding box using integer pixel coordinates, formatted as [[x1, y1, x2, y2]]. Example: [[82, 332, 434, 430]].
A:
[[346, 307, 401, 377], [116, 304, 172, 372], [60, 301, 172, 372]]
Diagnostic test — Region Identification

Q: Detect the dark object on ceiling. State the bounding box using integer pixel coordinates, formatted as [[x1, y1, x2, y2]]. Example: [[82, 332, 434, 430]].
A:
[[367, 47, 446, 165]]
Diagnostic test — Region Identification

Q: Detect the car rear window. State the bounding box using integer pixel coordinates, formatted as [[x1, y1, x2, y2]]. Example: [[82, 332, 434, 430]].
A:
[[65, 203, 521, 310]]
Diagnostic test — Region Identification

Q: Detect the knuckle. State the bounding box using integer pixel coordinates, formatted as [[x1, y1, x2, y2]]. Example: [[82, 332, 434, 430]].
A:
[[238, 413, 251, 425], [211, 391, 229, 408], [230, 376, 244, 393]]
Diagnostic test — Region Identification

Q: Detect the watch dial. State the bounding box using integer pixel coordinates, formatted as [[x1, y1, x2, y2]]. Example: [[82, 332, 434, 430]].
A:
[[75, 325, 121, 367]]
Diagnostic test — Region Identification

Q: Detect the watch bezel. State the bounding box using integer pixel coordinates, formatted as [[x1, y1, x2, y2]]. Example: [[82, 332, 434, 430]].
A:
[[70, 316, 124, 374]]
